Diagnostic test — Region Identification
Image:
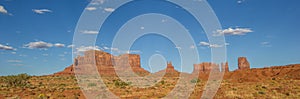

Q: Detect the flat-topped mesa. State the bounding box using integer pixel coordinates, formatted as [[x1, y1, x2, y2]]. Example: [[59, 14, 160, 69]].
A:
[[95, 51, 114, 66], [55, 50, 149, 76], [238, 57, 250, 70], [193, 62, 228, 73], [113, 54, 148, 76], [114, 54, 141, 68]]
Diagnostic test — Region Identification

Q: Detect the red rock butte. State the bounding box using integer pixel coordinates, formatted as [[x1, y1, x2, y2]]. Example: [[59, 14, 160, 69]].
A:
[[55, 50, 149, 76], [55, 50, 252, 76], [193, 62, 229, 73], [238, 57, 250, 70]]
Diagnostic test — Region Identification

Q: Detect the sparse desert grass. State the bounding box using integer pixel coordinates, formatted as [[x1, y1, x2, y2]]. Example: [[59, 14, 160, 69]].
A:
[[0, 73, 31, 88], [0, 73, 299, 98]]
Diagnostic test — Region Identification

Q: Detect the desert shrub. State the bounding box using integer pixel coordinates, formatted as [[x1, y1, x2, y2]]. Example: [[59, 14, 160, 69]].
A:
[[88, 83, 97, 87], [232, 87, 237, 91], [37, 94, 47, 99], [190, 78, 201, 83], [160, 80, 165, 85], [261, 85, 267, 89], [113, 80, 130, 88], [1, 73, 31, 87], [74, 93, 80, 99], [285, 92, 290, 96], [258, 91, 265, 94]]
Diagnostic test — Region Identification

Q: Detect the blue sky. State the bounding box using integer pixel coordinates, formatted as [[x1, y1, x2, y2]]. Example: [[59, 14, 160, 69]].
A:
[[0, 0, 300, 75]]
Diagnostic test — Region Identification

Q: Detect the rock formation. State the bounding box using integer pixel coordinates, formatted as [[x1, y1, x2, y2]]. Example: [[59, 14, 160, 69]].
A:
[[55, 50, 252, 76], [238, 57, 250, 70], [166, 62, 176, 72], [54, 65, 74, 75], [54, 50, 149, 76], [221, 62, 229, 72], [193, 62, 221, 73]]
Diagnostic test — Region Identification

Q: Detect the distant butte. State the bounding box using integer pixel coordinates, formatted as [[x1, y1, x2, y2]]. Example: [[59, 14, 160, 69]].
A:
[[238, 57, 250, 70], [54, 50, 149, 76], [54, 50, 299, 81]]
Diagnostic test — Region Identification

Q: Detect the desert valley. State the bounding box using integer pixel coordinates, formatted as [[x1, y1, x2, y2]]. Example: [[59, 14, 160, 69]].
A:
[[0, 50, 299, 99]]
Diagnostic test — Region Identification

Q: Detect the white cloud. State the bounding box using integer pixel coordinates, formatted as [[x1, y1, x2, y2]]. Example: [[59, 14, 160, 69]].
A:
[[106, 47, 122, 52], [261, 42, 272, 47], [32, 9, 52, 14], [209, 44, 223, 48], [0, 5, 8, 14], [11, 64, 24, 66], [67, 44, 74, 48], [74, 45, 141, 54], [225, 43, 230, 46], [103, 46, 118, 51], [175, 46, 181, 50], [60, 58, 66, 61], [215, 27, 253, 36], [199, 41, 227, 48], [24, 41, 66, 49], [103, 46, 109, 50], [63, 52, 68, 54], [104, 8, 115, 12], [54, 43, 65, 47], [140, 26, 145, 30], [81, 30, 99, 34], [90, 0, 105, 5], [24, 41, 53, 49], [19, 54, 27, 57], [199, 42, 210, 46], [86, 7, 97, 11], [7, 60, 22, 63], [237, 1, 242, 4], [102, 46, 141, 54], [124, 50, 141, 54], [261, 42, 269, 45], [237, 0, 245, 4], [76, 46, 101, 52], [0, 44, 16, 50], [190, 45, 196, 49], [42, 54, 49, 56]]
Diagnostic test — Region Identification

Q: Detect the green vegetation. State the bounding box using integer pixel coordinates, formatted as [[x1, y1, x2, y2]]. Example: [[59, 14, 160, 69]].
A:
[[160, 80, 165, 85], [113, 80, 130, 88], [88, 83, 97, 87], [190, 78, 201, 83], [0, 73, 31, 87], [37, 94, 47, 99], [258, 91, 265, 94]]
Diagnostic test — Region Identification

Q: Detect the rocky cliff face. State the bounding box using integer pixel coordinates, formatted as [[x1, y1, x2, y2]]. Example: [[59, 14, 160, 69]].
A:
[[55, 50, 252, 76], [221, 62, 229, 72], [54, 65, 74, 75], [238, 57, 250, 70], [54, 50, 149, 76], [166, 62, 176, 72], [193, 62, 225, 73]]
